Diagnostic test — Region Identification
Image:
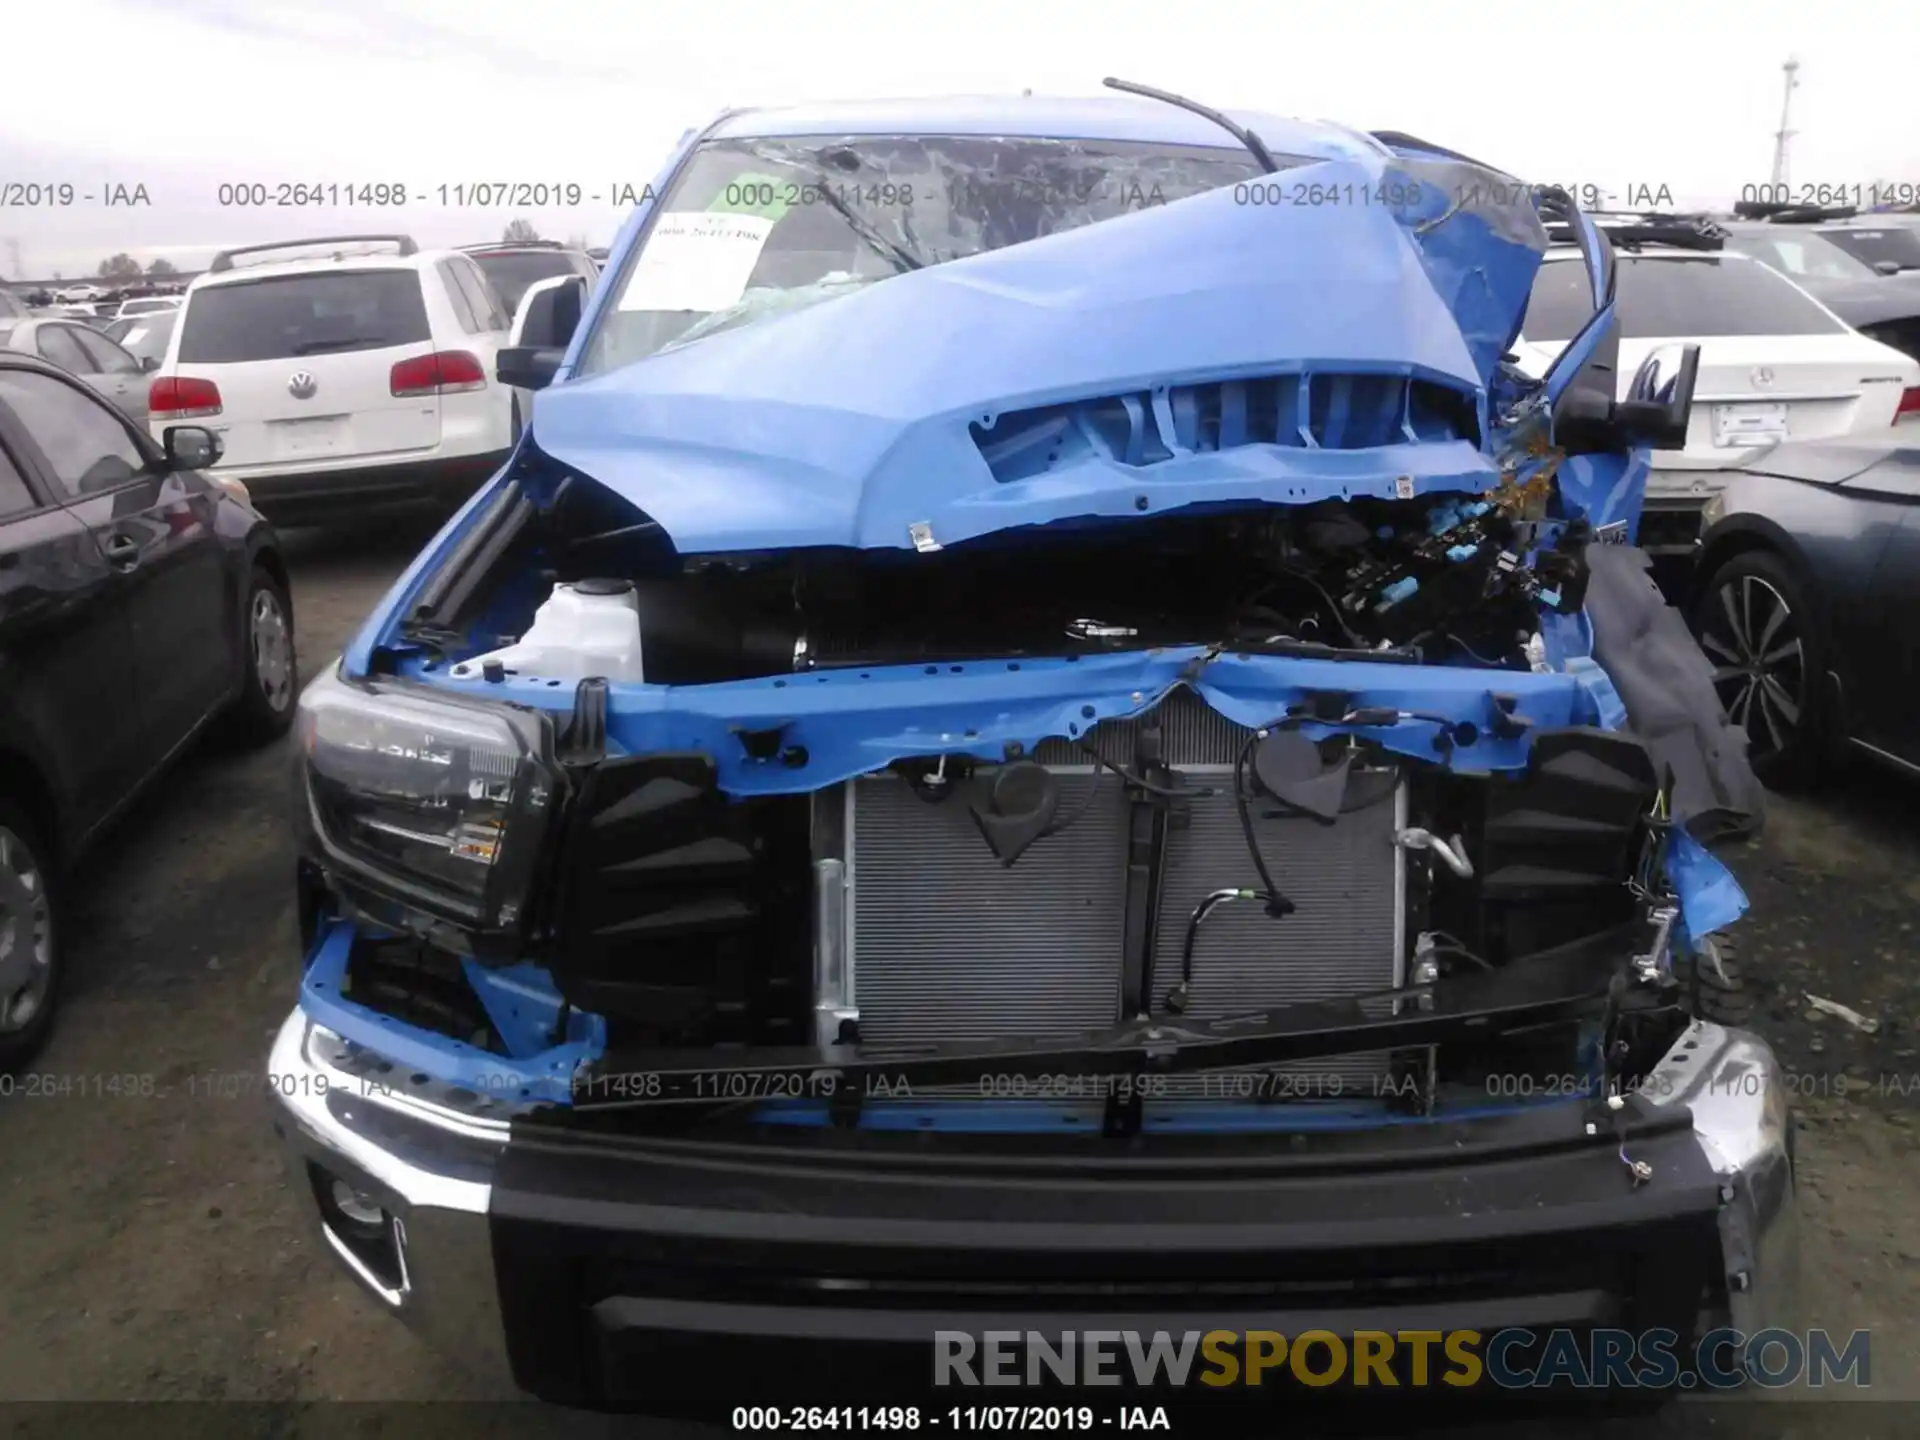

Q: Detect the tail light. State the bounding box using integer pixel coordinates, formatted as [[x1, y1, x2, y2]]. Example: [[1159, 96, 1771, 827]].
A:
[[390, 350, 487, 397], [1897, 387, 1920, 422], [149, 376, 222, 420]]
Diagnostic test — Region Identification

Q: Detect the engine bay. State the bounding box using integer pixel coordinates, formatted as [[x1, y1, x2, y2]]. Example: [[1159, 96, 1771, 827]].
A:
[[421, 475, 1601, 687]]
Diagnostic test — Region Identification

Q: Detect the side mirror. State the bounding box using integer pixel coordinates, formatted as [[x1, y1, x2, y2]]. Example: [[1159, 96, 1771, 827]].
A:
[[1874, 260, 1902, 277], [1550, 342, 1700, 453], [163, 424, 223, 471], [498, 274, 587, 392], [140, 354, 159, 372], [1616, 342, 1701, 449]]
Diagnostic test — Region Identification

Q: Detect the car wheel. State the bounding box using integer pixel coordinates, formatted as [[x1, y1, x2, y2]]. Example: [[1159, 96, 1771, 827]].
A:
[[1690, 550, 1821, 785], [0, 801, 61, 1073], [226, 563, 298, 745], [1675, 928, 1752, 1030]]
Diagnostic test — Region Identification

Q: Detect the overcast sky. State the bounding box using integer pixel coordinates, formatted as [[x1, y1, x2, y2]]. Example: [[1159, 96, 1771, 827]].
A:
[[3, 0, 1916, 279]]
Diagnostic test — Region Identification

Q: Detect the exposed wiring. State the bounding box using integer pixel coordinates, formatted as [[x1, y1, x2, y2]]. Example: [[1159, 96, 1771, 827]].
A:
[[1076, 741, 1211, 800], [1233, 733, 1298, 919], [1165, 887, 1269, 1012]]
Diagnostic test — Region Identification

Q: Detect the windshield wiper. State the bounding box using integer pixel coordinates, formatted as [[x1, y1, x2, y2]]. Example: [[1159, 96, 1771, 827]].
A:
[[1102, 76, 1282, 174], [290, 336, 387, 355], [806, 158, 925, 275]]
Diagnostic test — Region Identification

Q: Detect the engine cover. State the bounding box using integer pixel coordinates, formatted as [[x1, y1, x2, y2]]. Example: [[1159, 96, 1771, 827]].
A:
[[812, 689, 1405, 1090]]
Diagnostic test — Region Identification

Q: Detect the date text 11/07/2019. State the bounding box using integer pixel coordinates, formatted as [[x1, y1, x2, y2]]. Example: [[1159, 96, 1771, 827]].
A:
[[211, 182, 660, 209], [568, 1068, 1718, 1107]]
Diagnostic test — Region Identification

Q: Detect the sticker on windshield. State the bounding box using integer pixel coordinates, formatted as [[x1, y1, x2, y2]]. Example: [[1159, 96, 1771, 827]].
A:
[[616, 212, 776, 313]]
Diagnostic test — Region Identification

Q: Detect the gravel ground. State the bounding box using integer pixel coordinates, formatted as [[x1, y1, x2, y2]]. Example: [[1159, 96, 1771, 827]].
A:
[[0, 516, 1914, 1437]]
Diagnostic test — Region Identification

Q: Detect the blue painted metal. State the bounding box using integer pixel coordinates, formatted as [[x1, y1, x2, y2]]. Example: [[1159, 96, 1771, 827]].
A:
[[298, 919, 603, 1104], [392, 643, 1591, 797], [1665, 826, 1749, 938]]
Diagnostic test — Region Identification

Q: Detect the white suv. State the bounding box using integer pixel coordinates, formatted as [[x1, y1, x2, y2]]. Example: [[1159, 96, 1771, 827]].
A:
[[147, 234, 516, 525]]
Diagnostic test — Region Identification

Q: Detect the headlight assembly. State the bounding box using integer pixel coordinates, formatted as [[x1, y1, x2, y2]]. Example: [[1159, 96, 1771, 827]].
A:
[[296, 667, 558, 938]]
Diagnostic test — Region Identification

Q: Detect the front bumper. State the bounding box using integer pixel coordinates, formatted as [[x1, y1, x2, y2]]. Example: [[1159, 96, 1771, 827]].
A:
[[268, 1009, 1800, 1413]]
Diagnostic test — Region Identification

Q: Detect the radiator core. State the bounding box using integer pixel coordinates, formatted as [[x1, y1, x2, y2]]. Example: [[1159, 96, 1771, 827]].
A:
[[813, 689, 1404, 1090]]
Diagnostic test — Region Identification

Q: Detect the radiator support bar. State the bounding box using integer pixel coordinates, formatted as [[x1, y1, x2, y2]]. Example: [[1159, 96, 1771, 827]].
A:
[[576, 925, 1636, 1109]]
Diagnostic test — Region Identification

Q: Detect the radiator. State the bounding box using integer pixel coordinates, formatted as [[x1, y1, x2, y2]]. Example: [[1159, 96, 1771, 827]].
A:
[[812, 689, 1404, 1092]]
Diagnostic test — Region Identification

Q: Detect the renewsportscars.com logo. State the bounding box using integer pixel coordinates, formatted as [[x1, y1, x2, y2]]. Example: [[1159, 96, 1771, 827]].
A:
[[933, 1328, 1871, 1390]]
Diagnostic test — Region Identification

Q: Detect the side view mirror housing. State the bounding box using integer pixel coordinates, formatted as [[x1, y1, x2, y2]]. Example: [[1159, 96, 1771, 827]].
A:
[[163, 424, 223, 471], [140, 354, 159, 372], [1874, 260, 1902, 277], [498, 274, 587, 392], [1551, 342, 1701, 453]]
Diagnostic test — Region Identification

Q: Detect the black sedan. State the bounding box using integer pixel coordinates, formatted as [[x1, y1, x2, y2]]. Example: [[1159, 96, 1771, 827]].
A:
[[0, 351, 294, 1070], [1691, 441, 1920, 783]]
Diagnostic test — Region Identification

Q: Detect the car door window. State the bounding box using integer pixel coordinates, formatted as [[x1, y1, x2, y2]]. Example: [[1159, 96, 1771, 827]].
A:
[[71, 326, 141, 375], [0, 436, 38, 518], [0, 369, 148, 496], [36, 324, 97, 374], [451, 257, 507, 331], [436, 260, 482, 334]]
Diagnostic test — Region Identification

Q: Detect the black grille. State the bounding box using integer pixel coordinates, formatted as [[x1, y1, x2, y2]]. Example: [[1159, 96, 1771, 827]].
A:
[[546, 753, 811, 1043]]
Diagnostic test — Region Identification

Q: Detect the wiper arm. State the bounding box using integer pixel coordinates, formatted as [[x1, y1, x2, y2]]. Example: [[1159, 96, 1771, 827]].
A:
[[806, 150, 925, 275], [1102, 76, 1281, 174]]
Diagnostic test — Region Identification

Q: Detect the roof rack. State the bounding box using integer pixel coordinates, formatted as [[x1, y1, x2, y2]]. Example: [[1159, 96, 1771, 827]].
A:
[[458, 239, 566, 251], [207, 234, 418, 273], [1543, 210, 1726, 253], [1731, 201, 1858, 223]]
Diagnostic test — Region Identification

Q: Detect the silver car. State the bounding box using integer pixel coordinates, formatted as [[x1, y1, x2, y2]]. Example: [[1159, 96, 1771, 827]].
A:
[[0, 317, 152, 423]]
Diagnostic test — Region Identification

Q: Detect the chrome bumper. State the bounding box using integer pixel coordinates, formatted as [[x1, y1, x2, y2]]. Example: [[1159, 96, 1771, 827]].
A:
[[267, 1007, 1801, 1392], [265, 1008, 517, 1394], [1641, 1019, 1805, 1338]]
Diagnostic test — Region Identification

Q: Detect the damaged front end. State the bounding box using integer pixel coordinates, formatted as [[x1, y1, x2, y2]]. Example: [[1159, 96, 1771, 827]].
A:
[[269, 95, 1795, 1409]]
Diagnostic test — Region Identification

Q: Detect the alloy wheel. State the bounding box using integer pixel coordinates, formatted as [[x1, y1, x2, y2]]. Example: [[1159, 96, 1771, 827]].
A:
[[0, 825, 53, 1033], [252, 588, 294, 713], [1697, 574, 1804, 760]]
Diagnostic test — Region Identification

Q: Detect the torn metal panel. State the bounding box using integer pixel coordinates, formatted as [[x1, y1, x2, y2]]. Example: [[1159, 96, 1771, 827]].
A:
[[1581, 543, 1767, 845]]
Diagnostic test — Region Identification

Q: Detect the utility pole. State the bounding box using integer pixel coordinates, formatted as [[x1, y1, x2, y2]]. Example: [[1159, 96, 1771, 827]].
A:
[[2, 238, 19, 281], [1769, 57, 1800, 188]]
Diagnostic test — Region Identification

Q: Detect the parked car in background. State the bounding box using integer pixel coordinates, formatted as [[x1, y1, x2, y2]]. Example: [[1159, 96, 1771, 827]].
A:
[[0, 350, 293, 1070], [1733, 202, 1920, 275], [148, 234, 516, 526], [456, 240, 599, 315], [1511, 214, 1920, 555], [50, 284, 106, 305], [0, 317, 155, 424], [104, 310, 178, 371], [113, 296, 182, 320], [1692, 441, 1920, 783], [1722, 219, 1920, 362]]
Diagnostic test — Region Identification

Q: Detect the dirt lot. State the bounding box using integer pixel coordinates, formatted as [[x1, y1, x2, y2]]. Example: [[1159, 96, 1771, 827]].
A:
[[0, 515, 1915, 1437]]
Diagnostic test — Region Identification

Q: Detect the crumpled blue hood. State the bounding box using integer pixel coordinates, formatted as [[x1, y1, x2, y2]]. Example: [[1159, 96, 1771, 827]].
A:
[[532, 153, 1548, 554]]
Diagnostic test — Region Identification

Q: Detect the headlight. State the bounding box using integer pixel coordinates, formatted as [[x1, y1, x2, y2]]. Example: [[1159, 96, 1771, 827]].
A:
[[296, 668, 557, 934]]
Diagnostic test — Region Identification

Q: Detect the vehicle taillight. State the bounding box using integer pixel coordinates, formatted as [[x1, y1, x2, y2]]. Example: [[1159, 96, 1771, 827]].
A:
[[149, 376, 222, 419], [390, 350, 487, 397], [1897, 387, 1920, 421]]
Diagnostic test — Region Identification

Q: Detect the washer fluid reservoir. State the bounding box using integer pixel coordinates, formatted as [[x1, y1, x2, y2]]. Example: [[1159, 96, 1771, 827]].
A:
[[448, 578, 645, 685]]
